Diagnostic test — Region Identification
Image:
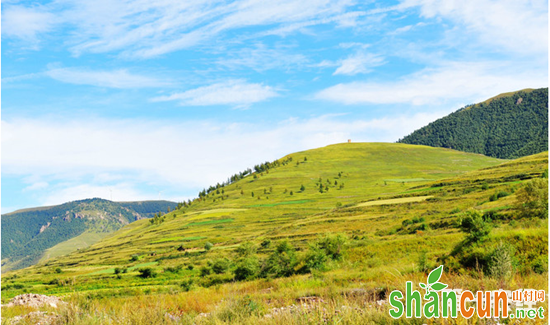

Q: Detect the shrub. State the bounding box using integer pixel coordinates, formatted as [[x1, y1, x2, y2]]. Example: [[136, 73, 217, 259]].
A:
[[300, 246, 328, 273], [199, 266, 212, 277], [164, 265, 183, 273], [211, 258, 231, 274], [460, 212, 491, 243], [260, 239, 271, 248], [515, 179, 548, 218], [55, 268, 62, 274], [137, 268, 157, 278], [531, 256, 548, 274], [114, 267, 122, 275], [234, 257, 260, 281], [236, 242, 257, 257], [204, 242, 214, 251], [316, 233, 348, 260], [180, 279, 194, 292], [130, 254, 141, 262], [487, 242, 514, 280], [261, 240, 298, 278]]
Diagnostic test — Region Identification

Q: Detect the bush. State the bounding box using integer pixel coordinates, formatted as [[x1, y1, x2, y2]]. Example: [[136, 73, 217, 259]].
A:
[[460, 212, 491, 243], [316, 233, 348, 260], [130, 254, 141, 262], [164, 265, 183, 273], [211, 258, 231, 274], [261, 240, 298, 278], [300, 246, 328, 273], [236, 242, 257, 257], [180, 279, 194, 292], [234, 257, 260, 281], [531, 256, 548, 274], [137, 268, 157, 278], [260, 239, 271, 248], [199, 266, 212, 277], [55, 268, 62, 274], [487, 242, 514, 280], [204, 242, 214, 251], [515, 179, 548, 218]]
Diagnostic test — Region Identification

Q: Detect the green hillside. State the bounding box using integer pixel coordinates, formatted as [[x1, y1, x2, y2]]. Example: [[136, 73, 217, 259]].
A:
[[398, 88, 548, 159], [1, 199, 178, 271], [1, 143, 547, 324]]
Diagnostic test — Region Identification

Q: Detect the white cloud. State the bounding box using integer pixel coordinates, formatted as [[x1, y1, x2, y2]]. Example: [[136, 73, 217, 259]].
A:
[[3, 0, 359, 58], [151, 80, 278, 107], [333, 52, 385, 75], [215, 44, 307, 72], [45, 66, 171, 88], [2, 113, 441, 208], [316, 62, 548, 105], [2, 5, 55, 42], [41, 184, 154, 206], [403, 0, 548, 55], [23, 182, 49, 192]]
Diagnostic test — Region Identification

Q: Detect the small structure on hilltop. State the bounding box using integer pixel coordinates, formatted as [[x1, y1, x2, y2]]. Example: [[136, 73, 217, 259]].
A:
[[348, 139, 351, 143]]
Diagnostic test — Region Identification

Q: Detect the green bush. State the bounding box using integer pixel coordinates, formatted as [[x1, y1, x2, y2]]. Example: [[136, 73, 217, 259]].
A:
[[261, 240, 298, 278], [234, 257, 260, 281], [164, 265, 183, 273], [316, 233, 348, 260], [211, 258, 231, 274], [300, 246, 328, 273], [515, 179, 548, 218], [199, 266, 212, 277], [460, 212, 491, 243], [486, 242, 514, 280], [137, 268, 157, 278], [236, 242, 257, 257], [180, 278, 194, 292], [204, 242, 214, 251]]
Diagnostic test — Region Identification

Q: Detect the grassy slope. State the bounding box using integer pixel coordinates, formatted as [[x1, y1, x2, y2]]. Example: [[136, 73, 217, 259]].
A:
[[1, 143, 547, 324], [38, 232, 112, 263]]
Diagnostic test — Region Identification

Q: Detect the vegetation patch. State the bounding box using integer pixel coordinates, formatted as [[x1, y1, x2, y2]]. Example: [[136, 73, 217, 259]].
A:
[[357, 196, 432, 207], [150, 236, 207, 244], [188, 219, 233, 226], [248, 199, 314, 207]]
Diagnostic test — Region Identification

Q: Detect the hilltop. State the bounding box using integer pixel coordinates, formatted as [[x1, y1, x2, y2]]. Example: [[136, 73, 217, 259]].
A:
[[398, 88, 548, 159], [1, 199, 178, 271]]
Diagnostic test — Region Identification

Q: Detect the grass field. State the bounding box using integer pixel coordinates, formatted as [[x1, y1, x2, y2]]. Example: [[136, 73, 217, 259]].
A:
[[1, 143, 547, 324]]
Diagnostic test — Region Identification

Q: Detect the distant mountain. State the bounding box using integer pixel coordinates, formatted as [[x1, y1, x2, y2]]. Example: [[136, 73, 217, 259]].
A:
[[1, 198, 178, 271], [398, 88, 548, 159]]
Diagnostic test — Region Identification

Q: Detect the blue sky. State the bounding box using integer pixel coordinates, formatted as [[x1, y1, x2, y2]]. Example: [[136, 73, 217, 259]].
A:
[[2, 0, 548, 213]]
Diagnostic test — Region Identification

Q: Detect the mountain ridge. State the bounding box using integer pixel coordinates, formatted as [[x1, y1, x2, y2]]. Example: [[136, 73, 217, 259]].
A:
[[398, 88, 548, 159]]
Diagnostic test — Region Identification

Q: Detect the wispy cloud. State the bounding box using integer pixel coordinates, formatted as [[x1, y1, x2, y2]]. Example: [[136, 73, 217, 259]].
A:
[[3, 0, 359, 58], [151, 80, 278, 107], [45, 66, 171, 88], [2, 5, 56, 44], [404, 0, 548, 55], [316, 62, 548, 105], [215, 43, 307, 72], [333, 52, 385, 75]]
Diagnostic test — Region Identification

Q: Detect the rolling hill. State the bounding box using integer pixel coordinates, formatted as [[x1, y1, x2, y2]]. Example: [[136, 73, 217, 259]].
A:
[[1, 143, 547, 323], [1, 199, 178, 271], [398, 88, 548, 159]]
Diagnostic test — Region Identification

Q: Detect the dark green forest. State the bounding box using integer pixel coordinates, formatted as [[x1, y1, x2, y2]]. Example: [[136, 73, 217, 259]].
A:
[[398, 88, 548, 159], [1, 199, 177, 270]]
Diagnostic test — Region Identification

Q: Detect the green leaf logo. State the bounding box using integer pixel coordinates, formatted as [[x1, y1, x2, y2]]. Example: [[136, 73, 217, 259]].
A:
[[419, 265, 447, 299]]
